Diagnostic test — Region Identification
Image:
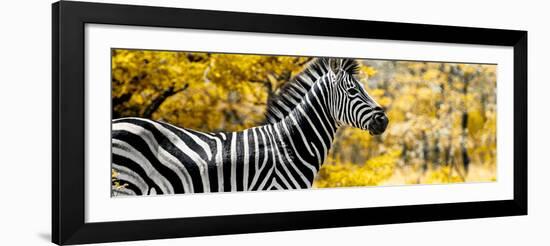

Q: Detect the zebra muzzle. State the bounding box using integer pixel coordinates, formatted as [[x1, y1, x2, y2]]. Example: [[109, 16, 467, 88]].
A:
[[368, 113, 388, 135]]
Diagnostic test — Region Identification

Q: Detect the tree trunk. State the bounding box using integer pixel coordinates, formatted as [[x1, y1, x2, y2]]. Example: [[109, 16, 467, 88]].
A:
[[461, 77, 471, 173]]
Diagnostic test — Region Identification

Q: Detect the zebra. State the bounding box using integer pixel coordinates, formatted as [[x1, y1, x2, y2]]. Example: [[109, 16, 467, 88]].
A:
[[111, 58, 388, 196]]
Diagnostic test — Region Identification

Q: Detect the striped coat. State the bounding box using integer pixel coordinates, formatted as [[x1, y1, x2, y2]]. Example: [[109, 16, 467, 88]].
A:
[[112, 58, 388, 196]]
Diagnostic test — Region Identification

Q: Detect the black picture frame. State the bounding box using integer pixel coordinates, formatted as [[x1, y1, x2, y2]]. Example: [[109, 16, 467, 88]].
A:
[[52, 1, 527, 245]]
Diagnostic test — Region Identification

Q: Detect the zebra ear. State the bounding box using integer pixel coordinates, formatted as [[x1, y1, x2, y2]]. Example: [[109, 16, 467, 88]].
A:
[[328, 58, 343, 77], [328, 58, 338, 72]]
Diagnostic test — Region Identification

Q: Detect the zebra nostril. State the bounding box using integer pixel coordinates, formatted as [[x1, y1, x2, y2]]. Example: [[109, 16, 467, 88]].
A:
[[374, 114, 388, 130]]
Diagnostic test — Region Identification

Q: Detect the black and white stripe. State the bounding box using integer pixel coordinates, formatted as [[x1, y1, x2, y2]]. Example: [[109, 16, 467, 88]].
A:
[[265, 58, 360, 124], [112, 58, 388, 196]]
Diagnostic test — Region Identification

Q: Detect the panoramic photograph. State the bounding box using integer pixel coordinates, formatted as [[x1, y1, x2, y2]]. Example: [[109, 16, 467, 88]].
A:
[[110, 49, 497, 196]]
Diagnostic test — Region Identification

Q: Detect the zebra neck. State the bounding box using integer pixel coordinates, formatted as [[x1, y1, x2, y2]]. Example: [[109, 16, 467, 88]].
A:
[[275, 81, 337, 170]]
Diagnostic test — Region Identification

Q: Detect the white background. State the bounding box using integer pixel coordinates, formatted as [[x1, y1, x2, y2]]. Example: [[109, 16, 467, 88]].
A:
[[0, 0, 548, 245], [86, 24, 514, 223]]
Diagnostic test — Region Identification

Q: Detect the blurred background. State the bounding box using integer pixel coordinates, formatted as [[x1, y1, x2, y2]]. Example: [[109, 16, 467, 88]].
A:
[[112, 49, 497, 188]]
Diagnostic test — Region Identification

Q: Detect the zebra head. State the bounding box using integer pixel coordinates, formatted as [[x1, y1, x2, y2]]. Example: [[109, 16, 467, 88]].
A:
[[328, 59, 388, 135]]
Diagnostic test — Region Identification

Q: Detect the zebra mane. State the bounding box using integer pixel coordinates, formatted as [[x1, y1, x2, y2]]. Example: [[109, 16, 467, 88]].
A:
[[264, 57, 360, 124]]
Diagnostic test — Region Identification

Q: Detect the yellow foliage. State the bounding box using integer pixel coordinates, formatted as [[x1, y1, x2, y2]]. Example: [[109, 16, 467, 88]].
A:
[[112, 50, 497, 189], [423, 166, 464, 184], [314, 150, 401, 188], [112, 49, 309, 132], [360, 65, 378, 78], [111, 169, 127, 190]]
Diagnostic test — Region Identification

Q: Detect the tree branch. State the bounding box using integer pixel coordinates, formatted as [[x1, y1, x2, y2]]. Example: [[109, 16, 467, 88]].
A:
[[142, 84, 189, 118]]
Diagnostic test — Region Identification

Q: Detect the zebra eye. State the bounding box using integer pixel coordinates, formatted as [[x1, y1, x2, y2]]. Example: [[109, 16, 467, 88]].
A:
[[347, 88, 359, 96]]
